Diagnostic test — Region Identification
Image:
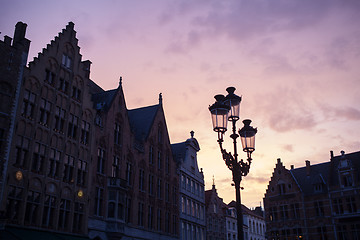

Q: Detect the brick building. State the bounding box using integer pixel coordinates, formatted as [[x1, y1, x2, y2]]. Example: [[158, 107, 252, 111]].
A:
[[0, 21, 179, 240], [264, 150, 360, 240]]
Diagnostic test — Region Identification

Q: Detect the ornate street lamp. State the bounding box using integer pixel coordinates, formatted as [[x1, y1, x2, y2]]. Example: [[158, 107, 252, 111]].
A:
[[209, 87, 257, 240]]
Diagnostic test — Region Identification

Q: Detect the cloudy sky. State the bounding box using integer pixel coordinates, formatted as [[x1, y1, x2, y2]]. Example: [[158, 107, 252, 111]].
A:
[[1, 0, 360, 207]]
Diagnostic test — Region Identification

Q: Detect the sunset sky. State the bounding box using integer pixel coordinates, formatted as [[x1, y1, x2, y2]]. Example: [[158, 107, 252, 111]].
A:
[[1, 0, 360, 208]]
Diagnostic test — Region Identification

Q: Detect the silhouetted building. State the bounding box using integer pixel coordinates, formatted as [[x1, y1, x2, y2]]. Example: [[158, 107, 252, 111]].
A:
[[264, 150, 360, 240], [205, 182, 227, 240], [0, 21, 179, 240], [172, 131, 206, 240]]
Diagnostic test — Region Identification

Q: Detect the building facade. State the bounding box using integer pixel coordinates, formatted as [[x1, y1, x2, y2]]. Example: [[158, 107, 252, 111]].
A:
[[227, 201, 266, 240], [0, 21, 179, 240], [172, 131, 206, 240], [242, 206, 265, 240], [264, 150, 360, 240], [205, 183, 227, 240]]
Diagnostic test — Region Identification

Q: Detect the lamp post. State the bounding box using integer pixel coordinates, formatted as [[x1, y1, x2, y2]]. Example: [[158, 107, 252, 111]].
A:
[[209, 87, 257, 240]]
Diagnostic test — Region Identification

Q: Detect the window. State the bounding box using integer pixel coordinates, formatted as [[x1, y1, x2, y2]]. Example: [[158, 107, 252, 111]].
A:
[[58, 78, 69, 93], [108, 202, 115, 218], [95, 114, 102, 127], [125, 197, 131, 223], [314, 201, 324, 217], [15, 135, 30, 168], [73, 202, 84, 232], [42, 195, 56, 227], [333, 198, 344, 215], [165, 182, 170, 202], [45, 69, 55, 85], [139, 169, 145, 191], [59, 199, 71, 229], [269, 206, 277, 221], [172, 187, 177, 205], [54, 106, 66, 132], [172, 215, 177, 234], [63, 155, 75, 183], [94, 188, 104, 216], [39, 98, 51, 126], [112, 155, 120, 178], [182, 175, 186, 189], [48, 148, 60, 178], [32, 142, 46, 173], [6, 186, 23, 221], [165, 153, 170, 174], [278, 183, 286, 195], [290, 203, 300, 219], [114, 122, 121, 145], [148, 205, 154, 229], [126, 162, 132, 185], [97, 148, 105, 174], [346, 197, 357, 213], [67, 114, 78, 139], [314, 183, 323, 193], [71, 86, 81, 101], [342, 174, 353, 187], [157, 178, 162, 199], [149, 174, 154, 195], [21, 89, 36, 118], [165, 211, 170, 233], [280, 205, 288, 219], [25, 190, 41, 225], [77, 160, 87, 186], [80, 120, 90, 144], [157, 150, 162, 169], [149, 145, 154, 165], [138, 202, 144, 226], [62, 54, 72, 69], [157, 208, 162, 231], [338, 225, 347, 240], [317, 226, 328, 240], [182, 197, 186, 213]]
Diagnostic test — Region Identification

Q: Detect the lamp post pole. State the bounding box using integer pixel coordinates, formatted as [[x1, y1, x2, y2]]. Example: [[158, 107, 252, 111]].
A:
[[209, 87, 257, 240]]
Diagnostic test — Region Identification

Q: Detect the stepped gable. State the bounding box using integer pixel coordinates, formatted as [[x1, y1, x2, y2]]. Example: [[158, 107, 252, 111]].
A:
[[28, 22, 81, 68]]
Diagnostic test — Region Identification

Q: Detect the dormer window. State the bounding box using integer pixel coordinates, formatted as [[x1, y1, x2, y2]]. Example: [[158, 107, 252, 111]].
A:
[[314, 183, 323, 193]]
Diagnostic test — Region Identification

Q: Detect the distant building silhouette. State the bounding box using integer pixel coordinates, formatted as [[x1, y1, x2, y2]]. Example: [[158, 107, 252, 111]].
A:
[[264, 150, 360, 240]]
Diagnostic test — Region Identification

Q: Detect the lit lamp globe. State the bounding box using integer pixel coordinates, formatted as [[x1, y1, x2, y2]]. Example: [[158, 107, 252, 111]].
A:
[[239, 119, 257, 158], [224, 87, 241, 121], [209, 94, 230, 136]]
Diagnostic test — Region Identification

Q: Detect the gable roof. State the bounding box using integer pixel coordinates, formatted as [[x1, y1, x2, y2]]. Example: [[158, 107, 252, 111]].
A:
[[290, 162, 330, 195], [128, 104, 160, 141], [92, 88, 118, 111], [171, 142, 186, 162]]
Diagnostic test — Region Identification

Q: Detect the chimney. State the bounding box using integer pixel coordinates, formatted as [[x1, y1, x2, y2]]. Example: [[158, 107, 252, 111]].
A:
[[291, 165, 294, 170], [4, 35, 12, 45], [13, 22, 27, 46], [305, 160, 310, 176], [81, 60, 92, 79], [277, 158, 281, 164], [330, 150, 334, 160]]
